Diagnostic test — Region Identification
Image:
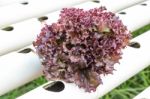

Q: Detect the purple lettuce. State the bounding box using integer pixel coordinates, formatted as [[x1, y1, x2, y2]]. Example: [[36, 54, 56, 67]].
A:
[[33, 7, 131, 92]]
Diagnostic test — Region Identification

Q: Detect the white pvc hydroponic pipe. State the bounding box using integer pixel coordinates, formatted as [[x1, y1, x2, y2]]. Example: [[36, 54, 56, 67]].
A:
[[134, 86, 150, 99], [0, 46, 42, 96], [17, 31, 150, 99], [0, 0, 149, 56], [0, 0, 90, 28], [97, 0, 147, 12], [117, 0, 150, 31], [0, 0, 146, 28], [1, 1, 150, 96], [0, 0, 26, 7]]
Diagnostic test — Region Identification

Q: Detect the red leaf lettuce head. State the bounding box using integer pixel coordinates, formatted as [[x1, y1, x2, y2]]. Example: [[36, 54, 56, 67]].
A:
[[33, 7, 131, 92]]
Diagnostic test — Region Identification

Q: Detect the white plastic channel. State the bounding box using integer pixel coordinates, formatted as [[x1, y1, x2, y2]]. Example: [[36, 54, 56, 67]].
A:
[[117, 1, 150, 31], [98, 0, 147, 12], [134, 87, 150, 99], [0, 0, 26, 7], [0, 1, 150, 96], [17, 30, 150, 99], [0, 0, 146, 28], [0, 0, 148, 56], [0, 46, 42, 96], [0, 0, 90, 28]]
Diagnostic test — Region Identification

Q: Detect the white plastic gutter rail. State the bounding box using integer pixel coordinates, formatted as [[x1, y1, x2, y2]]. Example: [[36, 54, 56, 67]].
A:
[[0, 46, 43, 96], [96, 0, 147, 12], [117, 0, 150, 32], [0, 0, 147, 56], [17, 30, 150, 99], [0, 0, 89, 28], [134, 87, 150, 99], [0, 0, 150, 97], [0, 0, 146, 28], [0, 0, 26, 7]]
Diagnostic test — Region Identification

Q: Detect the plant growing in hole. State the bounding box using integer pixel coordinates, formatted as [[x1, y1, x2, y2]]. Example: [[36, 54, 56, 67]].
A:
[[33, 7, 131, 92]]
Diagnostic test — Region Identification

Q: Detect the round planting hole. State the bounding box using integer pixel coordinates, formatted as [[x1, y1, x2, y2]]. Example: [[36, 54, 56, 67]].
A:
[[141, 3, 147, 6], [18, 48, 32, 53], [128, 42, 140, 48], [21, 2, 29, 5], [38, 16, 48, 22], [93, 0, 100, 3], [119, 12, 126, 15], [43, 81, 65, 92], [2, 26, 14, 31]]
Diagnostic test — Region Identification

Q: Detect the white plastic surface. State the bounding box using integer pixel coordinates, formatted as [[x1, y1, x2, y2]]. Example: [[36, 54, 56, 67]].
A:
[[118, 0, 150, 31], [0, 0, 26, 7], [0, 46, 42, 96], [0, 0, 150, 56], [98, 0, 146, 12], [0, 19, 42, 55], [17, 31, 150, 99], [0, 0, 89, 28], [0, 0, 146, 28], [134, 87, 150, 99]]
